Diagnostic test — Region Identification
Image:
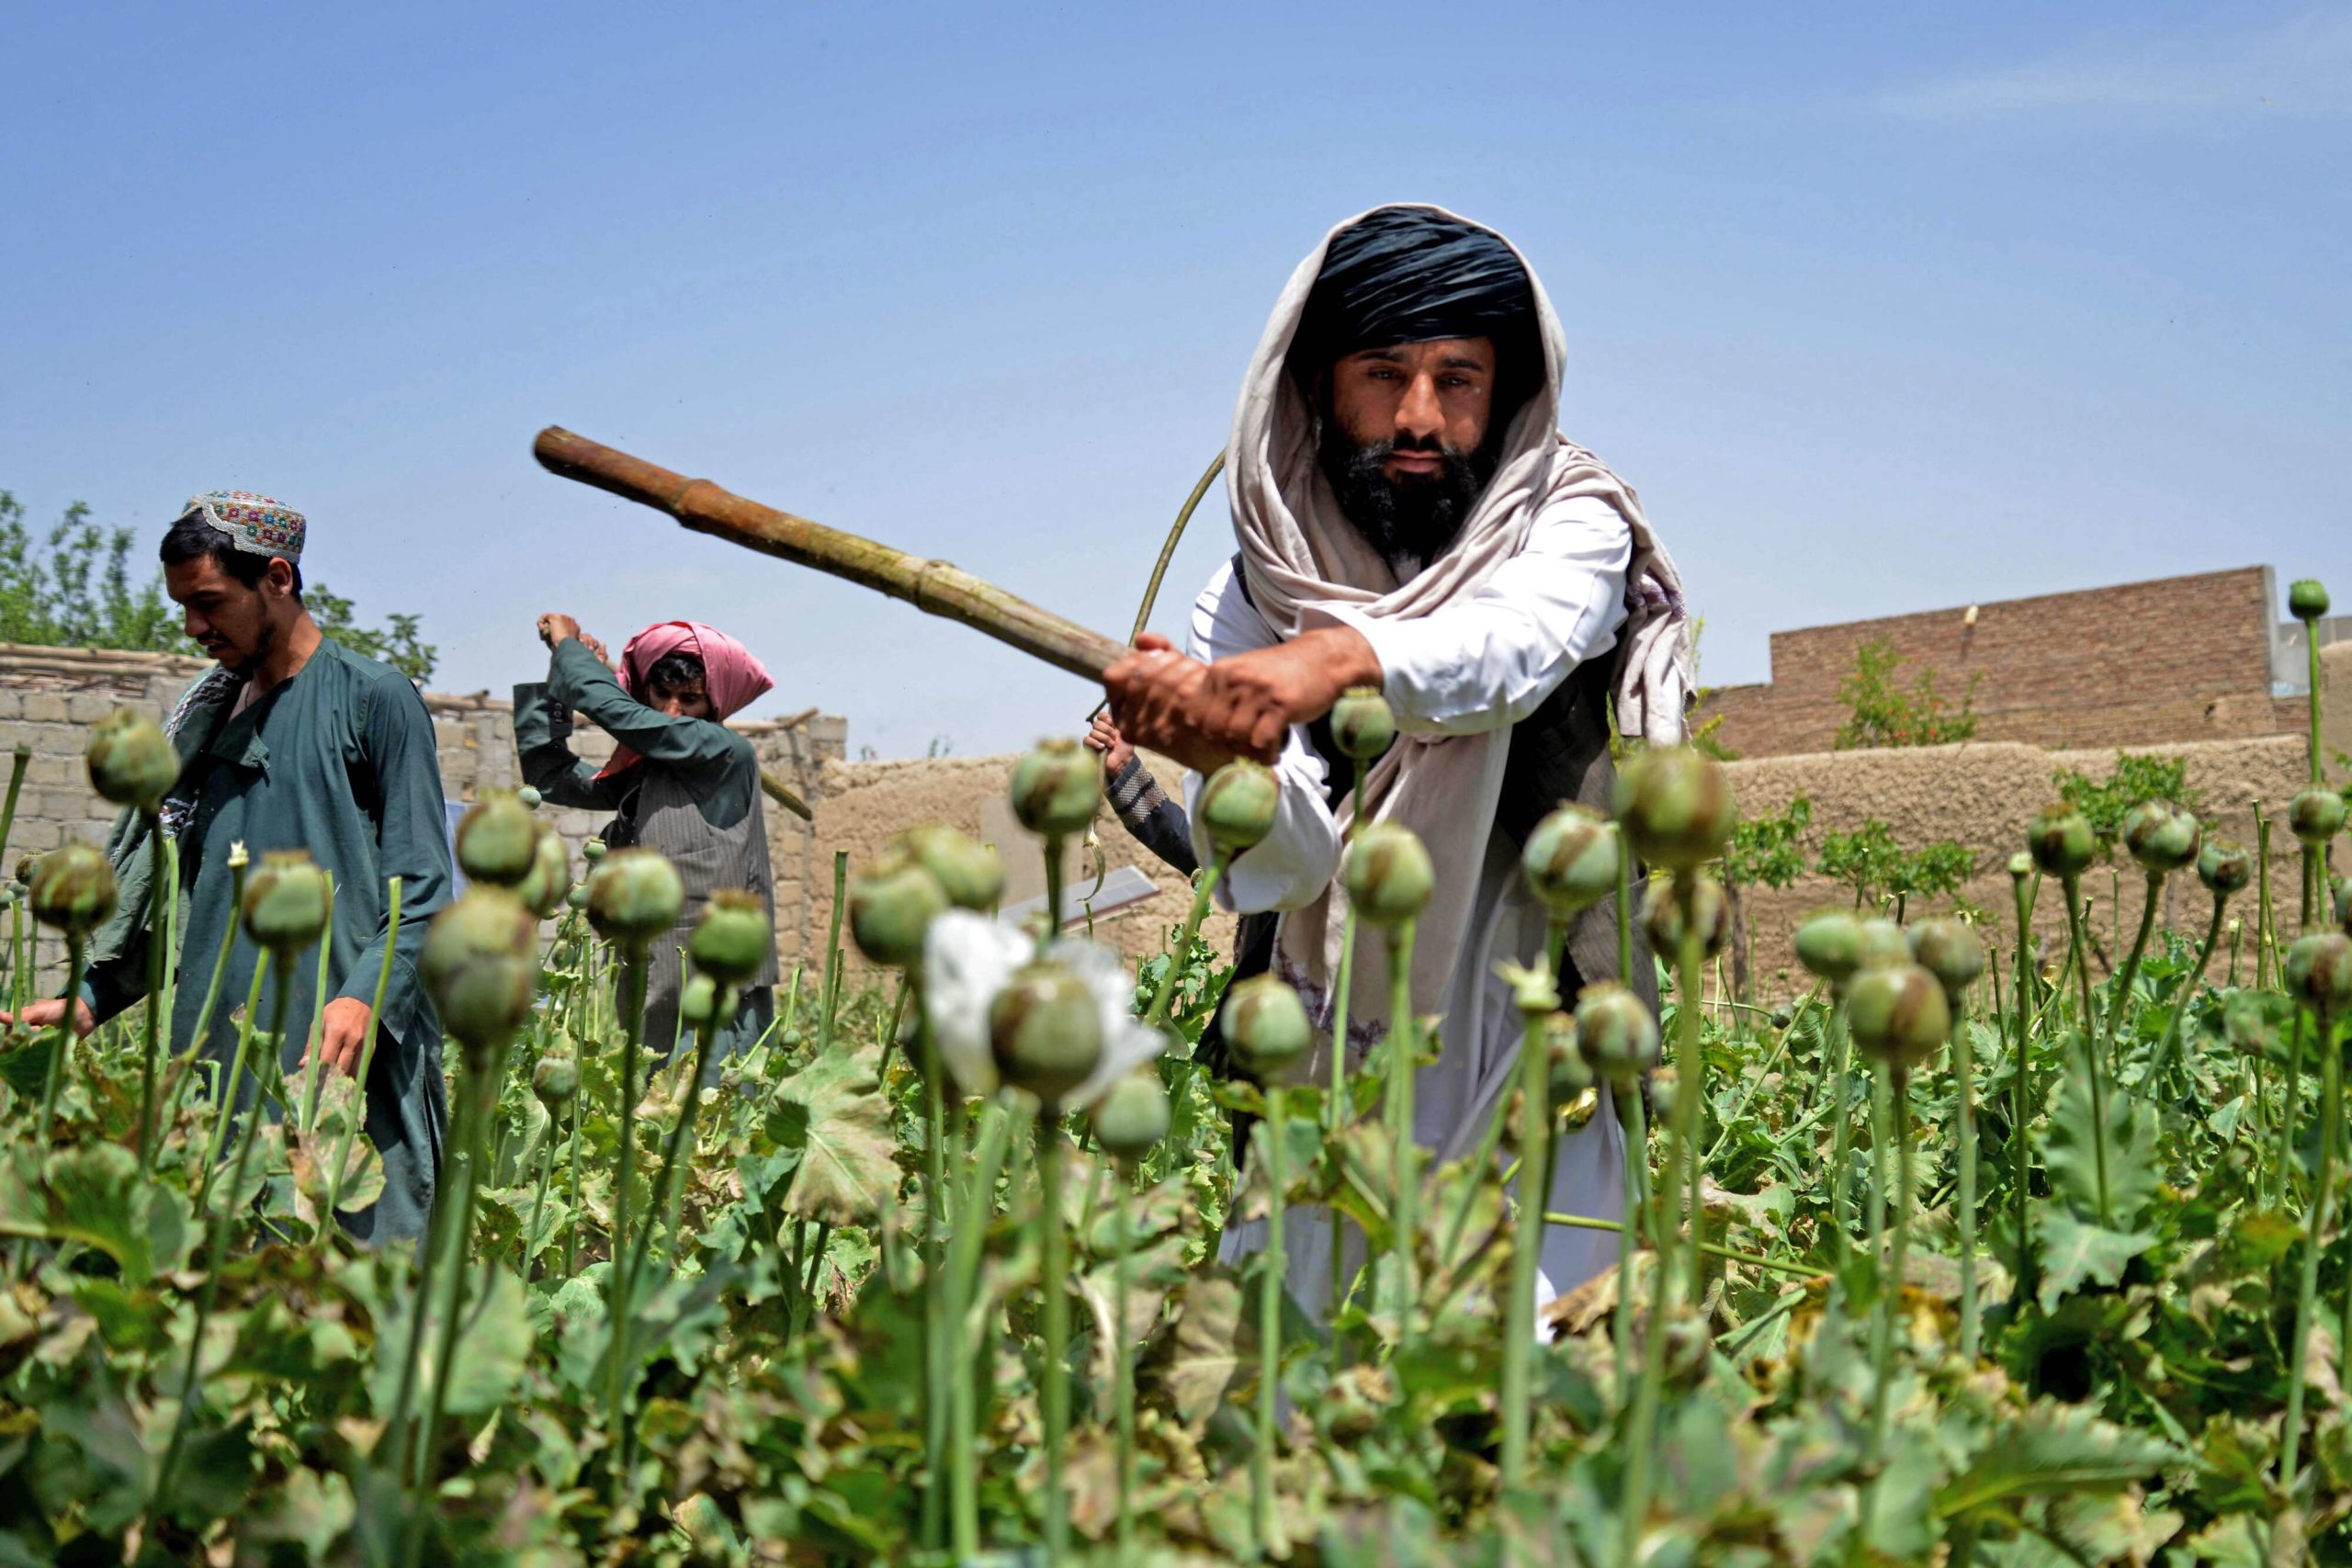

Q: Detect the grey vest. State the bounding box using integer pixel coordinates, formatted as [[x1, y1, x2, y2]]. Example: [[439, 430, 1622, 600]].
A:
[[614, 762, 781, 1056]]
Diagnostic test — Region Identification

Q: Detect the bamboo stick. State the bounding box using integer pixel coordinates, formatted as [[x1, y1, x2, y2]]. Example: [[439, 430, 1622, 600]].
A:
[[532, 427, 1130, 682]]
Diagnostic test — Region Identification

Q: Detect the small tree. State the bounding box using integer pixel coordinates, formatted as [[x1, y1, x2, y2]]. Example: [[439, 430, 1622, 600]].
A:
[[1817, 815, 1976, 920], [1721, 795, 1811, 998], [1833, 635, 1979, 750]]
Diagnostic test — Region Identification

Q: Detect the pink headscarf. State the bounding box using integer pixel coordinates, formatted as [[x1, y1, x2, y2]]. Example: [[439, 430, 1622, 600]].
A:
[[594, 620, 775, 778]]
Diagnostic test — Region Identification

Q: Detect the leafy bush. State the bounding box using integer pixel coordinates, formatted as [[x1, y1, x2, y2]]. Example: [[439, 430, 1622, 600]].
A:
[[1817, 814, 1976, 917], [1833, 634, 1980, 750]]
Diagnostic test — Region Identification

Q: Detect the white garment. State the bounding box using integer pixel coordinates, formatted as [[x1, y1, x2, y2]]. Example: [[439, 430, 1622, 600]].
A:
[[1192, 491, 1636, 1314]]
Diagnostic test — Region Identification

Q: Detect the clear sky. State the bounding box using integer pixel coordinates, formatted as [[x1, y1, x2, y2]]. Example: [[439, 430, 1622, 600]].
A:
[[4, 3, 2344, 756]]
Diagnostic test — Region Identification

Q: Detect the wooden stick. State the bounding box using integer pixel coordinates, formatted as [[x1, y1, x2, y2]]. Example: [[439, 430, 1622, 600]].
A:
[[760, 770, 814, 823], [533, 427, 1130, 682]]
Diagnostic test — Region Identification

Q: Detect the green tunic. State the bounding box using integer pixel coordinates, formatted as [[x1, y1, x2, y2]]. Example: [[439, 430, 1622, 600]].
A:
[[513, 638, 778, 1062], [85, 638, 455, 1244]]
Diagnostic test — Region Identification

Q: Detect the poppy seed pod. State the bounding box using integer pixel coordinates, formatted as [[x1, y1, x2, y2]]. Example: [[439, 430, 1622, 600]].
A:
[[1543, 1010, 1591, 1104], [680, 973, 718, 1028], [691, 888, 775, 985], [1009, 738, 1101, 840], [1197, 760, 1280, 856], [988, 959, 1104, 1111], [2026, 804, 2098, 880], [421, 888, 539, 1056], [514, 826, 572, 920], [85, 707, 178, 814], [1574, 981, 1660, 1086], [1331, 685, 1396, 761], [1498, 960, 1559, 1018], [565, 884, 589, 911], [457, 792, 539, 887], [2289, 579, 2331, 624], [2222, 992, 2269, 1057], [1845, 962, 1952, 1072], [898, 823, 1006, 912], [2121, 800, 2200, 874], [516, 784, 542, 810], [1612, 747, 1736, 872], [582, 838, 608, 863], [28, 841, 119, 937], [239, 850, 329, 955], [1342, 822, 1433, 928], [1521, 805, 1622, 919], [1642, 874, 1728, 962], [2198, 842, 2253, 897], [1907, 917, 1985, 1004], [2335, 875, 2352, 933], [1647, 1066, 1678, 1121], [2285, 931, 2352, 1014], [1220, 973, 1314, 1083], [2007, 852, 2033, 881], [2289, 788, 2347, 847], [1793, 908, 1865, 987], [1857, 918, 1911, 972], [848, 851, 947, 969], [1091, 1072, 1170, 1161], [585, 849, 686, 951], [533, 1052, 580, 1109]]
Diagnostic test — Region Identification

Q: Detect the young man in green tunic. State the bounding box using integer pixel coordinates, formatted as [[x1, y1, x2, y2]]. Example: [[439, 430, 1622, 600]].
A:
[[4, 491, 455, 1243]]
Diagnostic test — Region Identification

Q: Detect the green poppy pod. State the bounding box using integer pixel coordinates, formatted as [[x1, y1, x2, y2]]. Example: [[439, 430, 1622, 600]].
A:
[[1009, 738, 1101, 840], [1197, 759, 1280, 857], [988, 959, 1104, 1111], [1574, 981, 1660, 1086], [1642, 874, 1728, 962], [585, 849, 686, 951], [239, 850, 329, 956], [1647, 1066, 1678, 1121], [1521, 805, 1622, 919], [2121, 800, 2200, 874], [582, 838, 608, 863], [1907, 917, 1985, 1005], [2025, 804, 2098, 879], [457, 791, 539, 887], [848, 851, 947, 969], [680, 973, 718, 1028], [1220, 973, 1314, 1083], [1543, 1010, 1592, 1104], [28, 841, 118, 938], [1857, 918, 1910, 972], [533, 1052, 580, 1109], [691, 888, 775, 986], [2289, 788, 2346, 847], [1341, 822, 1433, 929], [2336, 875, 2352, 934], [1498, 960, 1559, 1018], [897, 822, 1006, 912], [85, 707, 178, 814], [2006, 852, 2033, 881], [1845, 962, 1952, 1072], [2198, 842, 2253, 897], [1091, 1072, 1170, 1161], [1612, 747, 1736, 873], [1793, 908, 1865, 987], [514, 826, 573, 920], [421, 887, 540, 1057], [2289, 578, 2331, 624], [2285, 931, 2352, 1015], [565, 884, 589, 911], [516, 784, 542, 810], [2222, 992, 2270, 1057], [1331, 685, 1396, 762]]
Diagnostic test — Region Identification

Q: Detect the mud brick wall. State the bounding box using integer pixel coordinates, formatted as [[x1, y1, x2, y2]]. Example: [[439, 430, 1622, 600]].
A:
[[1699, 567, 2291, 758], [0, 643, 845, 977]]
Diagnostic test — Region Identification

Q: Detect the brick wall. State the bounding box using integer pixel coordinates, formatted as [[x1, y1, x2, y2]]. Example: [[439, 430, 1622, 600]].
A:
[[1698, 567, 2288, 758], [0, 642, 846, 976]]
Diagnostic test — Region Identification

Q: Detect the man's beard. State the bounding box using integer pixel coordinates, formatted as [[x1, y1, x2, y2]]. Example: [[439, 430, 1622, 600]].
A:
[[1316, 418, 1498, 569]]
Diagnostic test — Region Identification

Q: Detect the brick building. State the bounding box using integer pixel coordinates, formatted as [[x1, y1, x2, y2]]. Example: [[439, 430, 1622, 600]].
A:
[[1696, 566, 2348, 759]]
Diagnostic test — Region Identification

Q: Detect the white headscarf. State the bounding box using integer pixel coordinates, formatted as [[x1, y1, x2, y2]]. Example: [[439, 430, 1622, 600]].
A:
[[1228, 204, 1692, 1030]]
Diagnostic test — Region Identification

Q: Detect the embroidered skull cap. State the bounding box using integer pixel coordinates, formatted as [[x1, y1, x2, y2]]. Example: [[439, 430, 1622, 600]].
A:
[[181, 491, 304, 561]]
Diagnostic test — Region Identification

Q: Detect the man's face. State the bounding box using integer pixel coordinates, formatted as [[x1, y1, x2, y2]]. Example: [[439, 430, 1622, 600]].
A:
[[650, 681, 713, 721], [166, 554, 290, 673], [1317, 336, 1502, 566]]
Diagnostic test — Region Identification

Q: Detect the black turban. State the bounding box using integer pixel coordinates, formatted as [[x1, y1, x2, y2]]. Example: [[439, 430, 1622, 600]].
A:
[[1291, 207, 1536, 374]]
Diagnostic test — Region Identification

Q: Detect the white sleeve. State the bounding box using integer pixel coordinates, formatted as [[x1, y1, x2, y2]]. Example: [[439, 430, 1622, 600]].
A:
[[1179, 560, 1342, 915], [1305, 495, 1633, 736]]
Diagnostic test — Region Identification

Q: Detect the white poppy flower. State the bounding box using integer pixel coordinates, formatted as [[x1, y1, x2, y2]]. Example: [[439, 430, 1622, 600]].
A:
[[920, 910, 1169, 1109]]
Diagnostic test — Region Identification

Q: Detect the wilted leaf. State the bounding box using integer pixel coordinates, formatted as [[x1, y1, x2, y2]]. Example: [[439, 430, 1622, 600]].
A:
[[775, 1045, 893, 1226], [0, 1144, 194, 1286]]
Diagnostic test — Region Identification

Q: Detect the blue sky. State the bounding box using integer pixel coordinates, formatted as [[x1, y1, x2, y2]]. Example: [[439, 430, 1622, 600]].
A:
[[3, 3, 2345, 756]]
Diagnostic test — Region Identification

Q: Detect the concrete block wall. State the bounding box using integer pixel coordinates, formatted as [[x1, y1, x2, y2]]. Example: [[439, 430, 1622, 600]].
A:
[[1698, 567, 2296, 758]]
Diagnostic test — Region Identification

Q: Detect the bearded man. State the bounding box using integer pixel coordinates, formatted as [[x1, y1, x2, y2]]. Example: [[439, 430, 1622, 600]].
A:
[[1104, 205, 1691, 1312], [3, 492, 454, 1242]]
